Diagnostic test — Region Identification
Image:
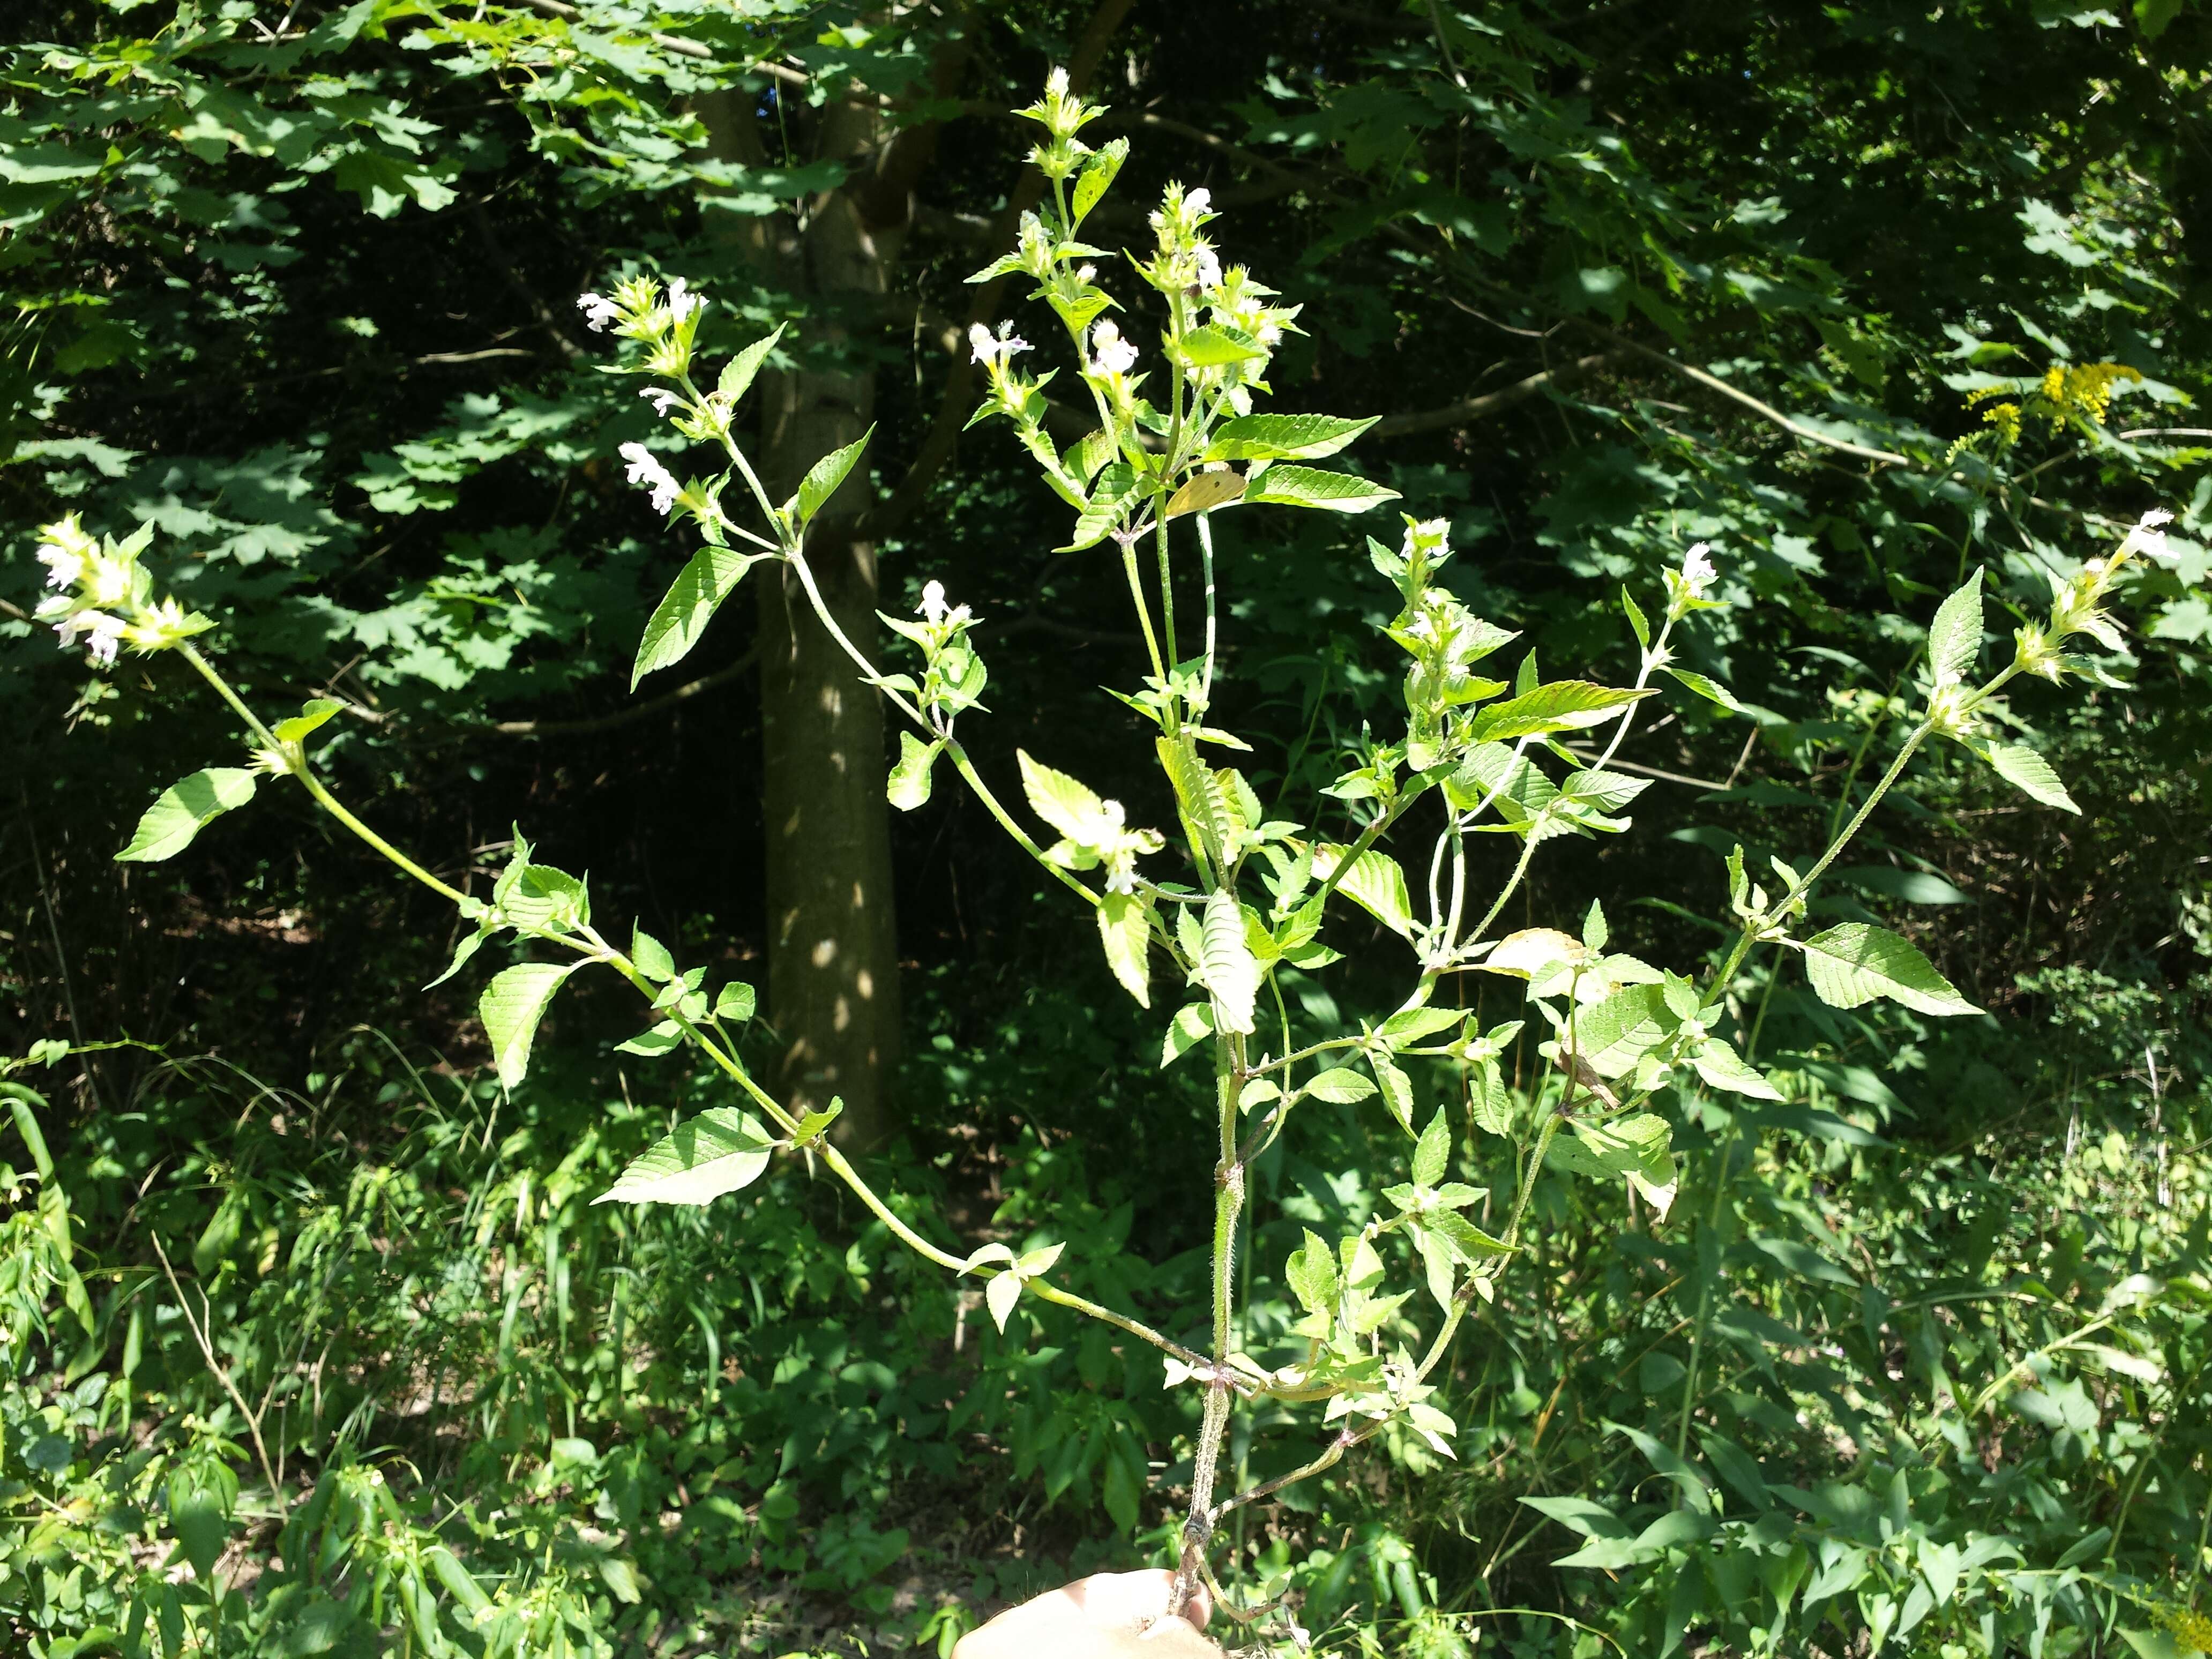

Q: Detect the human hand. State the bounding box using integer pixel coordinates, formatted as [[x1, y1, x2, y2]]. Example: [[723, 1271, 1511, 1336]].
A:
[[952, 1569, 1219, 1659]]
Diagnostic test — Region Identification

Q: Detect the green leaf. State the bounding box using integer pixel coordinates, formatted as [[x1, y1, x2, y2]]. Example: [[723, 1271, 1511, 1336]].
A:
[[795, 426, 873, 525], [1927, 567, 1985, 685], [985, 1268, 1023, 1333], [595, 1108, 774, 1205], [888, 731, 943, 811], [1162, 1003, 1214, 1067], [1468, 681, 1650, 743], [1981, 742, 2080, 813], [1172, 323, 1269, 367], [1285, 1228, 1340, 1314], [714, 981, 756, 1022], [1243, 465, 1400, 514], [630, 925, 675, 982], [1201, 890, 1259, 1035], [1017, 750, 1113, 843], [1202, 414, 1378, 462], [1370, 1052, 1414, 1133], [1305, 1066, 1378, 1104], [1558, 1113, 1678, 1216], [1690, 1037, 1783, 1100], [1069, 137, 1127, 226], [1567, 984, 1671, 1079], [1315, 844, 1415, 939], [632, 544, 768, 688], [117, 768, 259, 862], [480, 962, 579, 1089], [715, 323, 785, 406], [1097, 892, 1153, 1008], [1662, 667, 1750, 715], [614, 1020, 683, 1057], [1623, 586, 1650, 649], [273, 698, 344, 745], [1060, 462, 1141, 551], [1411, 1109, 1450, 1186], [1798, 923, 1978, 1016]]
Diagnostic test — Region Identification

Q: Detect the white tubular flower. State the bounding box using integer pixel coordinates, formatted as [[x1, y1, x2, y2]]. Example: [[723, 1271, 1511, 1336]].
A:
[[2124, 505, 2177, 566], [1184, 188, 1212, 217], [666, 277, 704, 323], [56, 609, 125, 665], [84, 554, 132, 608], [1192, 245, 1223, 293], [36, 542, 83, 589], [919, 580, 949, 624], [1089, 319, 1138, 378], [618, 441, 681, 515], [1404, 517, 1452, 562], [640, 387, 683, 417], [969, 321, 1032, 368], [1681, 541, 1717, 598], [577, 292, 621, 332]]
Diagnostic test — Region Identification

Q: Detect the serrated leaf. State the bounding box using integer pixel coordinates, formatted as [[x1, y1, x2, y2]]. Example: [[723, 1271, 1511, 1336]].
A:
[[1173, 323, 1269, 367], [1315, 843, 1415, 939], [1060, 462, 1140, 551], [116, 768, 258, 862], [1663, 666, 1749, 715], [1244, 464, 1400, 514], [424, 928, 488, 991], [1371, 1052, 1414, 1133], [1412, 1109, 1451, 1186], [1097, 892, 1152, 1008], [1069, 137, 1127, 226], [1567, 984, 1671, 1079], [481, 962, 580, 1089], [595, 1108, 773, 1205], [1798, 923, 1978, 1016], [614, 1020, 683, 1057], [714, 980, 756, 1021], [1469, 682, 1649, 743], [1018, 750, 1112, 843], [1927, 568, 1985, 686], [1162, 1003, 1214, 1067], [632, 545, 768, 688], [1982, 742, 2080, 813], [1623, 586, 1650, 649], [1203, 414, 1378, 462], [1286, 1228, 1339, 1314], [790, 1100, 842, 1146], [1556, 1112, 1677, 1218], [273, 698, 344, 745], [1159, 738, 1231, 867], [1379, 1006, 1466, 1045], [1304, 1066, 1377, 1104], [888, 731, 943, 811], [795, 427, 872, 525], [630, 925, 675, 982], [715, 323, 784, 406], [1201, 889, 1259, 1035], [1690, 1038, 1783, 1100]]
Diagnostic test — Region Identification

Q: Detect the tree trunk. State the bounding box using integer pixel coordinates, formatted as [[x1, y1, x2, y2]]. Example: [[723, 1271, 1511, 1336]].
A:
[[698, 92, 936, 1153]]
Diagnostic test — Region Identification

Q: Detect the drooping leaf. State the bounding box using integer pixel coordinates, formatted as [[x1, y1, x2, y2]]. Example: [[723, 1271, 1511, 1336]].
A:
[[595, 1108, 774, 1205], [795, 425, 873, 525], [116, 768, 259, 862], [1096, 891, 1153, 1007], [1412, 1109, 1451, 1186], [1927, 568, 1985, 685], [985, 1269, 1023, 1333], [1161, 1003, 1214, 1067], [1244, 465, 1400, 514], [1798, 923, 1978, 1016], [1173, 323, 1269, 367], [480, 961, 579, 1089], [888, 731, 943, 811], [1982, 742, 2081, 813], [1662, 667, 1750, 715], [1315, 844, 1415, 939], [1060, 462, 1141, 551], [1690, 1038, 1784, 1100], [1201, 889, 1259, 1035], [632, 544, 769, 687], [1203, 413, 1378, 462]]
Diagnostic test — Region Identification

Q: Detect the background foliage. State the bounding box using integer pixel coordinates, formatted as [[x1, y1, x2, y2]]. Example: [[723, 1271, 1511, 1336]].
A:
[[4, 0, 2211, 1654]]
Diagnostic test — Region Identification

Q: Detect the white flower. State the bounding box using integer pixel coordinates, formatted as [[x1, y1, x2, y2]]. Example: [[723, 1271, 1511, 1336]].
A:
[[56, 609, 124, 665], [640, 387, 683, 417], [618, 441, 681, 516], [969, 322, 1032, 367], [1074, 264, 1096, 285], [36, 542, 82, 589], [84, 554, 131, 608], [1680, 542, 1717, 597], [1089, 319, 1138, 378], [666, 278, 704, 322], [577, 292, 621, 332], [920, 580, 948, 624], [1192, 245, 1223, 292], [2125, 505, 2178, 566], [1045, 66, 1070, 101], [1184, 188, 1212, 216]]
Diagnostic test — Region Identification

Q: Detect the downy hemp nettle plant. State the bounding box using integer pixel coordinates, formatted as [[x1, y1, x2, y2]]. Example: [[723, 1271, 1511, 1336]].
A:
[[33, 71, 2175, 1640]]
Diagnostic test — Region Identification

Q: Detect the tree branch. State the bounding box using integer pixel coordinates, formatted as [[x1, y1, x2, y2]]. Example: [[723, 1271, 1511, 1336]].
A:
[[1371, 350, 1623, 437]]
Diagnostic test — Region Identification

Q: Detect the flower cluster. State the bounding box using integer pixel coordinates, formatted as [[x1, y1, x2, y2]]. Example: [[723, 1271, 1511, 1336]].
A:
[[1017, 66, 1106, 182], [575, 274, 707, 378], [881, 579, 988, 736], [1662, 540, 1722, 621], [618, 442, 682, 517], [33, 515, 212, 667], [2019, 506, 2180, 678]]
